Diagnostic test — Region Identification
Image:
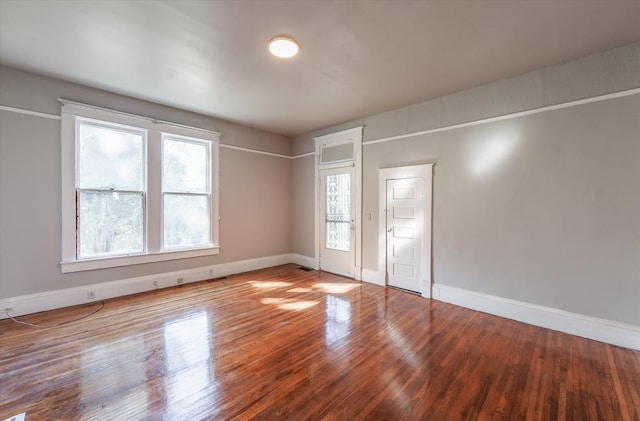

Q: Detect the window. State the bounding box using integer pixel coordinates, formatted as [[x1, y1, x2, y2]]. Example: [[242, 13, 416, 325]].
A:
[[61, 100, 219, 273], [77, 120, 146, 259], [162, 135, 211, 249]]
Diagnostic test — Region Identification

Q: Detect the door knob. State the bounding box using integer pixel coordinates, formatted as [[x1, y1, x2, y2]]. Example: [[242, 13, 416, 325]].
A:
[[387, 228, 393, 232]]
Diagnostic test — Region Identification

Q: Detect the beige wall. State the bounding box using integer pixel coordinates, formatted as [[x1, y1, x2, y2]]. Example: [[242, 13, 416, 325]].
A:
[[291, 42, 640, 325], [2, 41, 639, 327], [290, 155, 315, 257], [0, 66, 291, 298], [363, 95, 639, 325]]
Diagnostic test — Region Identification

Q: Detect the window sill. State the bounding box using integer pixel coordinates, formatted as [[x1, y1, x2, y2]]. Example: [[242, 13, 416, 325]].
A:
[[60, 246, 221, 273]]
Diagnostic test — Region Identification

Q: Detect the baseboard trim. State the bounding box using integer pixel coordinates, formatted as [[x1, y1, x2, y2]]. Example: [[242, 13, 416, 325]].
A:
[[290, 254, 319, 270], [361, 269, 385, 286], [0, 254, 295, 319], [432, 284, 640, 350], [5, 261, 637, 350]]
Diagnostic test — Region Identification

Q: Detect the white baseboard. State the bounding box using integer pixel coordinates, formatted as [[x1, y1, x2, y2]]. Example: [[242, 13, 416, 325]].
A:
[[362, 268, 385, 286], [433, 284, 640, 351], [290, 254, 319, 270], [0, 253, 294, 319]]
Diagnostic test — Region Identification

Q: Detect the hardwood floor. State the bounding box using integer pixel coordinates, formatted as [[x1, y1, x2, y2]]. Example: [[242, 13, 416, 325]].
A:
[[1, 264, 638, 420]]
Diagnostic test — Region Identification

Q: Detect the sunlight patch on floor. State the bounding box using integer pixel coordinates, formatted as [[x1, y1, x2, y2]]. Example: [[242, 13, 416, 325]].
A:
[[312, 283, 360, 294], [287, 287, 313, 293], [248, 280, 292, 289], [260, 297, 319, 311]]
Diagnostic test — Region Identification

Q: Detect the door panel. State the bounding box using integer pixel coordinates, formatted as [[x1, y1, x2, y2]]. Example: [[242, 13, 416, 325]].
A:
[[386, 178, 424, 292], [320, 167, 355, 278]]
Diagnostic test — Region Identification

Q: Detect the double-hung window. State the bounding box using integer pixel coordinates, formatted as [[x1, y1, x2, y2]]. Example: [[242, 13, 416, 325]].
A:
[[60, 100, 219, 273], [162, 135, 211, 249], [76, 120, 147, 259]]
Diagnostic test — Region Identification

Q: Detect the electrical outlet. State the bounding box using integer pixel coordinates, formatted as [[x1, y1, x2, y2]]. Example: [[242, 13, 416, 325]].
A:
[[3, 307, 13, 313], [153, 280, 158, 288], [87, 291, 96, 300], [176, 277, 184, 284], [209, 269, 213, 277]]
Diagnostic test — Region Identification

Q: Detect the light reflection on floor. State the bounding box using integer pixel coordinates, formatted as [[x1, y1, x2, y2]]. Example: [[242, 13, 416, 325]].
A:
[[81, 336, 149, 418], [325, 295, 351, 347], [163, 311, 218, 418]]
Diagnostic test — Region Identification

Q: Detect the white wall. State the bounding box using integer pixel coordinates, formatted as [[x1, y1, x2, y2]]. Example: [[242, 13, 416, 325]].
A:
[[291, 42, 640, 327], [0, 66, 292, 299]]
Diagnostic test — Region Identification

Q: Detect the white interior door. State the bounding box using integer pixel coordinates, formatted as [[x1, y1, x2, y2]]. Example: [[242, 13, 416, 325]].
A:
[[320, 166, 355, 278], [386, 177, 424, 293]]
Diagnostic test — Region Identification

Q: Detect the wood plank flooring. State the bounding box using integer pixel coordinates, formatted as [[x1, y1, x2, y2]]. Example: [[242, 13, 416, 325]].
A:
[[1, 264, 638, 420]]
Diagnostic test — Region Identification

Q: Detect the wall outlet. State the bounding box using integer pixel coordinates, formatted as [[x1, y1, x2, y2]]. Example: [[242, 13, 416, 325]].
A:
[[176, 277, 184, 284], [153, 280, 158, 288], [87, 291, 96, 300]]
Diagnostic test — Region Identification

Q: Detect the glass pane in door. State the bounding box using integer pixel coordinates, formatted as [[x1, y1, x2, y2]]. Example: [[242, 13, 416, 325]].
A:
[[325, 173, 351, 251]]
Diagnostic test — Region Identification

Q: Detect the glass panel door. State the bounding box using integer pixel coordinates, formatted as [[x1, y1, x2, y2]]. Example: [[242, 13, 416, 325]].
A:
[[320, 166, 355, 278], [325, 173, 351, 251]]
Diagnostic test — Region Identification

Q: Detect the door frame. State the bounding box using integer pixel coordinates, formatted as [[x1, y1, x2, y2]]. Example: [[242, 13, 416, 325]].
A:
[[314, 127, 363, 279], [378, 164, 433, 297]]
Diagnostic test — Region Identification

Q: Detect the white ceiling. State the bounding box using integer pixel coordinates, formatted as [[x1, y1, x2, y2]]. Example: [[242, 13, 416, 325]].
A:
[[1, 1, 639, 137]]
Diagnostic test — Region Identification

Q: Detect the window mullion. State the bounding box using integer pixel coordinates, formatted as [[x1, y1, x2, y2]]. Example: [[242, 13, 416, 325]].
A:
[[146, 130, 162, 254]]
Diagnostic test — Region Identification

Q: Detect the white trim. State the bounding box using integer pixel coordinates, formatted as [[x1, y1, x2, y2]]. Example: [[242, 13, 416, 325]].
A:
[[314, 127, 363, 279], [0, 104, 61, 120], [60, 99, 222, 137], [292, 151, 315, 159], [220, 143, 291, 159], [432, 284, 640, 351], [61, 246, 221, 273], [2, 102, 294, 159], [60, 101, 221, 271], [290, 254, 319, 270], [364, 88, 640, 146], [378, 164, 434, 298], [361, 268, 385, 286], [1, 254, 296, 319]]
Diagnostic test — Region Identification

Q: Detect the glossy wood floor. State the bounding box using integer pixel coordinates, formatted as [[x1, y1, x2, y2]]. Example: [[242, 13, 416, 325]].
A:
[[1, 265, 638, 420]]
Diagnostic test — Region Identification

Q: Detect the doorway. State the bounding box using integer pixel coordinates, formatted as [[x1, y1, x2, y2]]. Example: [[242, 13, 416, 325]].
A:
[[378, 164, 433, 297], [320, 166, 355, 277], [314, 127, 363, 280]]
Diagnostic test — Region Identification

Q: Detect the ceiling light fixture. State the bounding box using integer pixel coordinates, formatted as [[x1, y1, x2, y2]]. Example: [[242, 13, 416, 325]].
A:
[[269, 36, 299, 58]]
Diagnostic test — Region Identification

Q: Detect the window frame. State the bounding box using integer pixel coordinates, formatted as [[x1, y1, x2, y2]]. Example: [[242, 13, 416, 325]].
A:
[[60, 100, 220, 273]]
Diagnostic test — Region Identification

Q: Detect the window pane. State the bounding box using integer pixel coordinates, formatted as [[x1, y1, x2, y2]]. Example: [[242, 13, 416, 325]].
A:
[[79, 191, 144, 258], [163, 138, 208, 193], [78, 123, 144, 190], [164, 194, 210, 249], [325, 173, 351, 251]]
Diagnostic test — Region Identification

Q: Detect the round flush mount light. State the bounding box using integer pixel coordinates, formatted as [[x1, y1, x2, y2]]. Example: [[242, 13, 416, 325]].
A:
[[269, 36, 299, 58]]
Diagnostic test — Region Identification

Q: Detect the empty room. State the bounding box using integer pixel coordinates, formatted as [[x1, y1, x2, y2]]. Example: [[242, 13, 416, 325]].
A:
[[0, 1, 639, 420]]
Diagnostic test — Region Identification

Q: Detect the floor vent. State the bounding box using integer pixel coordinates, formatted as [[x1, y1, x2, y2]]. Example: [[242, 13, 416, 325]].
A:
[[388, 285, 421, 296]]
